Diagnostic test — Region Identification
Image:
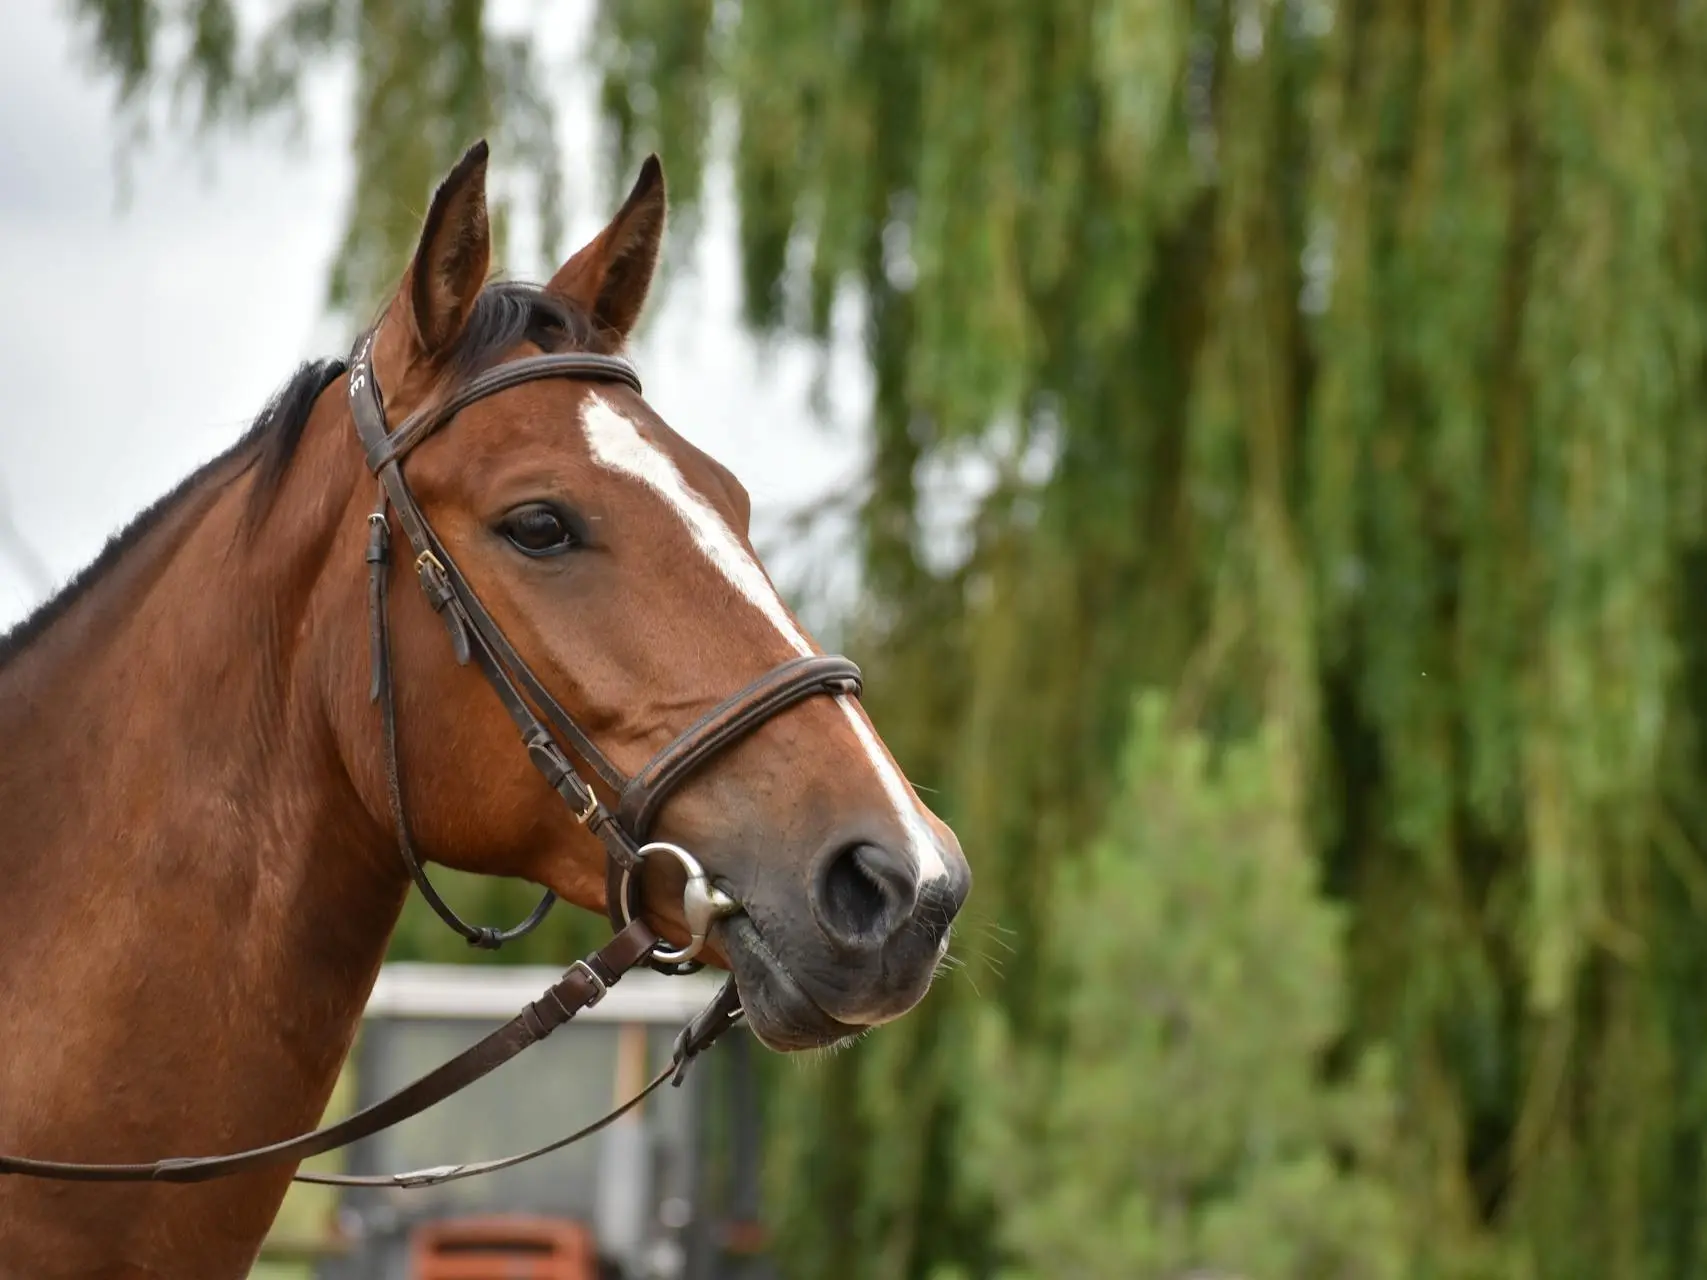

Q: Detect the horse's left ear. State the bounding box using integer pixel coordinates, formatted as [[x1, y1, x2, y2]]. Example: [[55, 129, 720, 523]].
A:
[[547, 155, 666, 344], [394, 140, 493, 360]]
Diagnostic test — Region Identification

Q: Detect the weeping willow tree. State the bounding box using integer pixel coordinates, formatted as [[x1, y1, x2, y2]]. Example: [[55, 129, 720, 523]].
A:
[[70, 0, 565, 312], [69, 0, 1707, 1276], [599, 6, 1707, 1276]]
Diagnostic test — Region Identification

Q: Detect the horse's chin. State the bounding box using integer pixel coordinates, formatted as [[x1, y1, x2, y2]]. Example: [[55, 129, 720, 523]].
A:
[[717, 915, 864, 1051]]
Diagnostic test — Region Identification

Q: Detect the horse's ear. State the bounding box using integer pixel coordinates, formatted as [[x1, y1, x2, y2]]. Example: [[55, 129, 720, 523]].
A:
[[547, 155, 666, 344], [395, 140, 493, 359]]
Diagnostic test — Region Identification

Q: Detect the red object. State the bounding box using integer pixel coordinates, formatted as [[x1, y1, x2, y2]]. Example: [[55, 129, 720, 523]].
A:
[[409, 1215, 598, 1280], [720, 1218, 770, 1255]]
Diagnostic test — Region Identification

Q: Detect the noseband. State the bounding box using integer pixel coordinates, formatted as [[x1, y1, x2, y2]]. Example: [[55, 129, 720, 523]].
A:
[[349, 327, 862, 971], [0, 329, 865, 1189]]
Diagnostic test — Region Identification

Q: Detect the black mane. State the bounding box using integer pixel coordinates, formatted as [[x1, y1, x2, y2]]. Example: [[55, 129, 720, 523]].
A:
[[0, 281, 595, 671]]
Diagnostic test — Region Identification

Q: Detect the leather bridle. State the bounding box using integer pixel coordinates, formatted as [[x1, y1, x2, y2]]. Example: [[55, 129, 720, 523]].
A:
[[0, 328, 863, 1188], [348, 326, 861, 969]]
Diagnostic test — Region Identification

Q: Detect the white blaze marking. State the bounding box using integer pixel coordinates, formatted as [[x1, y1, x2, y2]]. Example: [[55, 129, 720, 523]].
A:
[[581, 394, 949, 883], [833, 695, 949, 882]]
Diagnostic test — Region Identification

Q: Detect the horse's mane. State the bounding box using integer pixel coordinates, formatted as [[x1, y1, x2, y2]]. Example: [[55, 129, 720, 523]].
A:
[[0, 281, 598, 671]]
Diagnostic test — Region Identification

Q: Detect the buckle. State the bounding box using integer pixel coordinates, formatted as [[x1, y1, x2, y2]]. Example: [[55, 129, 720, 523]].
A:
[[415, 548, 456, 611], [525, 736, 599, 822], [670, 975, 745, 1086], [568, 959, 608, 1006]]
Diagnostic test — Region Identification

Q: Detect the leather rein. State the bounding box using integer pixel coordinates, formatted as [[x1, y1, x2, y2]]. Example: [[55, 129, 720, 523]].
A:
[[0, 329, 863, 1188]]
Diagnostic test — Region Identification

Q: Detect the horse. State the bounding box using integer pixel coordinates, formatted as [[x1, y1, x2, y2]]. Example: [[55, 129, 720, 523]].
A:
[[0, 141, 970, 1278]]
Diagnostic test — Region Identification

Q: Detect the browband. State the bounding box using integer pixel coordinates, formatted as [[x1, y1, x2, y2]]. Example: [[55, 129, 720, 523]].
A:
[[363, 350, 645, 472]]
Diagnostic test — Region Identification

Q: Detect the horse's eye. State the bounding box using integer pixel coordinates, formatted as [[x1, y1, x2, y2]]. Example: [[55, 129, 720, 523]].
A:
[[499, 504, 583, 556]]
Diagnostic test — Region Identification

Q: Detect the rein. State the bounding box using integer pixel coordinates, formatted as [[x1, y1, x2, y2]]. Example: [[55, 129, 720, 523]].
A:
[[0, 329, 864, 1188]]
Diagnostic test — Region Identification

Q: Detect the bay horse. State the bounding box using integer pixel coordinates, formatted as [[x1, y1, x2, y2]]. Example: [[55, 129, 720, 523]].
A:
[[0, 142, 970, 1278]]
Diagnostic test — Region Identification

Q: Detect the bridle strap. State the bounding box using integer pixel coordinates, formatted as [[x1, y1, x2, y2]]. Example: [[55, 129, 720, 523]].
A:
[[374, 489, 649, 948], [0, 923, 670, 1183], [601, 655, 862, 960], [619, 655, 863, 834], [389, 500, 632, 799], [349, 335, 648, 948], [364, 351, 644, 473], [366, 495, 562, 948], [295, 976, 744, 1189]]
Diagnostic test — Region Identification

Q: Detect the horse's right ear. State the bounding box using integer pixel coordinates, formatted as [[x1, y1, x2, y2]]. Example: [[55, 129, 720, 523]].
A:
[[385, 141, 493, 363], [546, 155, 666, 345]]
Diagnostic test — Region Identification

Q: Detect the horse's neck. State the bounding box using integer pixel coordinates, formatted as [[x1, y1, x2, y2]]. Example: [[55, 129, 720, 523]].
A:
[[0, 442, 404, 1265]]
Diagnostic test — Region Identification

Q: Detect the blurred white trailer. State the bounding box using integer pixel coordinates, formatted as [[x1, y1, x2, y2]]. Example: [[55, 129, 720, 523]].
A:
[[305, 963, 772, 1280]]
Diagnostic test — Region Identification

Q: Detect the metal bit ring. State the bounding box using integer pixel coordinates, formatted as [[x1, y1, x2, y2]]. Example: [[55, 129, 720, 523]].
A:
[[620, 841, 741, 965]]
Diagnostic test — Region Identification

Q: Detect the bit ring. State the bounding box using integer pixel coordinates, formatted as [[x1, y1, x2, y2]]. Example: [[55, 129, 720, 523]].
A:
[[620, 841, 741, 965]]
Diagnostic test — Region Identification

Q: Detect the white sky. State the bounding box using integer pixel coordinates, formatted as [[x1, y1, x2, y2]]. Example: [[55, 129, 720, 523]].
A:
[[0, 0, 870, 634]]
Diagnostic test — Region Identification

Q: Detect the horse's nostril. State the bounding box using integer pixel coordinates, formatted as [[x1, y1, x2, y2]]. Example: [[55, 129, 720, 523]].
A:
[[814, 841, 916, 949], [911, 879, 961, 949]]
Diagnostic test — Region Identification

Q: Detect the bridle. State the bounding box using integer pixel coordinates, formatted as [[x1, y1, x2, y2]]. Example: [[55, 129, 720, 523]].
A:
[[349, 327, 860, 968], [0, 327, 863, 1188]]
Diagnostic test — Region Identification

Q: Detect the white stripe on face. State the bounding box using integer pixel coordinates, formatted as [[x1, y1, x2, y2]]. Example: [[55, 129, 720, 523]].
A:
[[580, 393, 949, 883], [832, 694, 948, 882]]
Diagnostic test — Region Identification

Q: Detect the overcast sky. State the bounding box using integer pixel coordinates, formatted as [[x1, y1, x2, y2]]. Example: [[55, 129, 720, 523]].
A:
[[0, 1, 869, 633]]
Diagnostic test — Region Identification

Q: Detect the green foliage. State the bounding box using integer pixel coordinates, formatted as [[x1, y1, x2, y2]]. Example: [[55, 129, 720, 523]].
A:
[[69, 0, 563, 315], [968, 693, 1404, 1280]]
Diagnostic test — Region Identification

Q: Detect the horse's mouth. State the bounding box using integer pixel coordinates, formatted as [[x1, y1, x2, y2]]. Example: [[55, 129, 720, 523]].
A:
[[715, 914, 863, 1051]]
